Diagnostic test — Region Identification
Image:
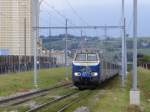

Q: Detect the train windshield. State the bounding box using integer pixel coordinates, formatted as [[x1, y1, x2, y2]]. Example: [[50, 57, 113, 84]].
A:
[[87, 54, 97, 61], [75, 54, 86, 61], [75, 53, 98, 61]]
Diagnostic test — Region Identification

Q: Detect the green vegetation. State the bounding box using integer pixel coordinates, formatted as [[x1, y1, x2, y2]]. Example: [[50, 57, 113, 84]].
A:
[[138, 68, 150, 112], [0, 85, 78, 112], [0, 68, 150, 112], [66, 76, 129, 112], [0, 57, 5, 61], [66, 68, 150, 112], [127, 48, 150, 56], [42, 35, 150, 55], [141, 55, 150, 62], [138, 49, 150, 56], [0, 67, 71, 96], [42, 36, 150, 63]]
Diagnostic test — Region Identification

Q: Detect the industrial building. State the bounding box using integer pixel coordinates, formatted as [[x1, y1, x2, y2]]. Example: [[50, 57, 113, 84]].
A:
[[0, 0, 34, 56], [0, 0, 47, 57], [51, 50, 72, 66], [0, 0, 56, 74]]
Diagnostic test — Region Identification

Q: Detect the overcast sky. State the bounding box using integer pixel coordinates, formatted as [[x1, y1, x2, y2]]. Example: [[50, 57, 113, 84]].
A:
[[40, 0, 150, 37]]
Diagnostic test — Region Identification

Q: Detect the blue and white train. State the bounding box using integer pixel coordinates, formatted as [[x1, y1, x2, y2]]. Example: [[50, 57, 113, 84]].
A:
[[72, 51, 120, 89]]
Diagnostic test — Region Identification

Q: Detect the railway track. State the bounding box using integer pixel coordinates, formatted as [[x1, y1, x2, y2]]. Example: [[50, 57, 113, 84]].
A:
[[56, 91, 91, 112], [0, 82, 73, 107], [27, 91, 80, 112], [27, 90, 91, 112]]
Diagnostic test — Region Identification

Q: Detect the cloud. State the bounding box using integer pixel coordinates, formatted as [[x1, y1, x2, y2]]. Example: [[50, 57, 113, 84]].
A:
[[42, 0, 123, 10], [40, 0, 150, 36]]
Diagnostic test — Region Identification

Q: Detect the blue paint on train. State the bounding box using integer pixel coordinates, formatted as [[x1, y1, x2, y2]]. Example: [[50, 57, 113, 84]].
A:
[[72, 52, 120, 89], [72, 64, 100, 77], [72, 64, 101, 86]]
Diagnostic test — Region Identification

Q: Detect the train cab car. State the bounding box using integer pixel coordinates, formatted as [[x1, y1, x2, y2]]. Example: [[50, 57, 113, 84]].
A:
[[72, 52, 100, 88]]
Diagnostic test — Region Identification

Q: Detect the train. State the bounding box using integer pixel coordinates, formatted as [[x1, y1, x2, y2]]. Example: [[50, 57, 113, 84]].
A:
[[72, 51, 120, 89]]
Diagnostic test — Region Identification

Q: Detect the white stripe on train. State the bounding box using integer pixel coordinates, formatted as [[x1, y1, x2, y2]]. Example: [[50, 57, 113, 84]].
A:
[[73, 61, 100, 66]]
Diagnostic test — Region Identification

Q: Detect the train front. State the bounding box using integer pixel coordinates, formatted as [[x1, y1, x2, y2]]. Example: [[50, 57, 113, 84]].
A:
[[72, 53, 100, 88]]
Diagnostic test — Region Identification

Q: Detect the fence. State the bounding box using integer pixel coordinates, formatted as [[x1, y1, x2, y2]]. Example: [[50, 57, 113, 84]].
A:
[[0, 56, 56, 74]]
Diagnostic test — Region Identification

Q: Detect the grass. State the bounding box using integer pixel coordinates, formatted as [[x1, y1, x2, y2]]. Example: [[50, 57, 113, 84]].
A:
[[0, 67, 71, 96], [65, 76, 129, 112], [138, 68, 150, 112], [0, 68, 150, 112], [65, 68, 150, 112], [0, 85, 78, 112]]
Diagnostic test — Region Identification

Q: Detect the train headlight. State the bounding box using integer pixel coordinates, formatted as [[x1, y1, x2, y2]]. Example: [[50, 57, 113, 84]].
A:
[[74, 72, 81, 76], [91, 72, 98, 77]]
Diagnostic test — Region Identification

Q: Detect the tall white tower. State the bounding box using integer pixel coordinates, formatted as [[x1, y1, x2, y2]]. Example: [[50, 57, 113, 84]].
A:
[[0, 0, 33, 56]]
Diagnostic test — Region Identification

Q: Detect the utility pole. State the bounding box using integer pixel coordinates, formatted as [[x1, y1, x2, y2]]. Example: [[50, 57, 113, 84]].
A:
[[80, 30, 83, 49], [65, 19, 69, 80], [24, 18, 27, 71], [130, 0, 140, 105], [49, 14, 52, 68], [33, 0, 46, 88], [103, 25, 107, 60], [104, 25, 108, 39], [33, 0, 39, 88], [121, 0, 125, 87], [124, 18, 127, 79], [19, 48, 21, 72], [49, 17, 52, 39], [133, 0, 138, 92], [81, 30, 83, 38]]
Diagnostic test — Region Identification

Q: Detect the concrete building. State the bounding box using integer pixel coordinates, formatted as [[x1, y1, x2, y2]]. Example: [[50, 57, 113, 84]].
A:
[[51, 50, 72, 65], [0, 0, 39, 56]]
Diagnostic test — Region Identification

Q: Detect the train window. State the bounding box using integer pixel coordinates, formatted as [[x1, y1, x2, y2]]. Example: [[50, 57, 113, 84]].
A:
[[87, 54, 97, 61], [75, 53, 86, 61]]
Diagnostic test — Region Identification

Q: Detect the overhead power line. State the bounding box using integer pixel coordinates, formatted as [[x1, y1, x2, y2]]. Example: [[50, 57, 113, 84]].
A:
[[64, 0, 89, 26], [43, 0, 76, 26], [64, 0, 88, 35], [33, 25, 123, 29], [40, 10, 65, 25], [42, 0, 80, 35]]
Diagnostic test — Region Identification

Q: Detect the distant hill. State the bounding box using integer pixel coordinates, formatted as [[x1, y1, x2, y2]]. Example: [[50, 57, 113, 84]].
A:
[[41, 35, 150, 62], [41, 34, 99, 50]]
